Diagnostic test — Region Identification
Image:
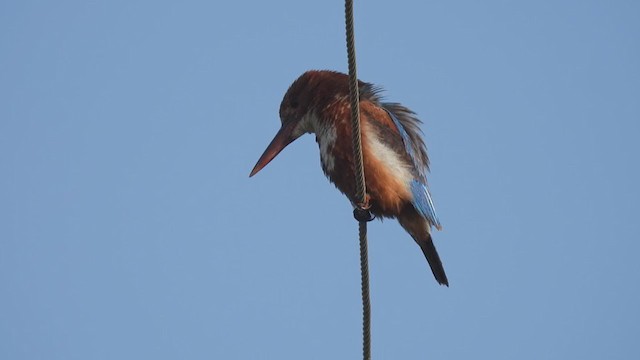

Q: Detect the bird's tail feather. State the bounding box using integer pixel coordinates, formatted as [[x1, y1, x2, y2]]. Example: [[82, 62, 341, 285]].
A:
[[398, 209, 449, 286], [417, 232, 449, 286]]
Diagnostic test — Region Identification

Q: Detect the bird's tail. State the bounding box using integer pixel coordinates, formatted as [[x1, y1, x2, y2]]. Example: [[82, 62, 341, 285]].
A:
[[417, 232, 449, 286], [398, 210, 449, 286]]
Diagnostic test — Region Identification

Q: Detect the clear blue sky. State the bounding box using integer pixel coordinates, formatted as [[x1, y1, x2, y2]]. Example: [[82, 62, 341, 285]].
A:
[[2, 1, 639, 359]]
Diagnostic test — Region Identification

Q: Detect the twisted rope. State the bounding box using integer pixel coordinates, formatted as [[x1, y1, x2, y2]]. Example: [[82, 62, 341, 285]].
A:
[[345, 3, 366, 206], [357, 221, 371, 360], [344, 1, 372, 359]]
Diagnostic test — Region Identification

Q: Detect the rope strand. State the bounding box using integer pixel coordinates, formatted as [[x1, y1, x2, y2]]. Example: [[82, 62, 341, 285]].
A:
[[344, 1, 372, 359]]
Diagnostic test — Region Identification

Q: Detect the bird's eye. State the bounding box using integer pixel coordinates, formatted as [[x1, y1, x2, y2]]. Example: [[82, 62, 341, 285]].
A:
[[290, 100, 299, 108]]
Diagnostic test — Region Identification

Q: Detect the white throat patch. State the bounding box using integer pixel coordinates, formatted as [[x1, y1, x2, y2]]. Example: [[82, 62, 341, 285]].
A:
[[317, 125, 337, 173], [293, 112, 337, 173]]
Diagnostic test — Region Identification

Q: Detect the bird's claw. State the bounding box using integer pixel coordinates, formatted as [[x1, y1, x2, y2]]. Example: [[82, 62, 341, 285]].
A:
[[353, 201, 375, 222]]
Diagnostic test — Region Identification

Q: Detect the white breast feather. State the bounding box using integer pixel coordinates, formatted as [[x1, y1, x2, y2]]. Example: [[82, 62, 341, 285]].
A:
[[366, 132, 413, 186]]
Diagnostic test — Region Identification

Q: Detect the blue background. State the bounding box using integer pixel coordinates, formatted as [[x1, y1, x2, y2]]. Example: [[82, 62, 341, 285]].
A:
[[2, 1, 639, 359]]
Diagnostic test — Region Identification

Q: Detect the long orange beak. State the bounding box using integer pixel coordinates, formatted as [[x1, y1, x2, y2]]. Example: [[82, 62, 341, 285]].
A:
[[249, 122, 298, 177]]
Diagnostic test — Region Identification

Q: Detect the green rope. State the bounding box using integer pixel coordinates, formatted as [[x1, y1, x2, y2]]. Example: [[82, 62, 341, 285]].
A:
[[344, 1, 371, 359]]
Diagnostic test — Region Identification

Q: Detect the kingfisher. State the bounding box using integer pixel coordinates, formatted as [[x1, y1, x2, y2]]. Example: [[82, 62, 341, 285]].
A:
[[250, 70, 448, 286]]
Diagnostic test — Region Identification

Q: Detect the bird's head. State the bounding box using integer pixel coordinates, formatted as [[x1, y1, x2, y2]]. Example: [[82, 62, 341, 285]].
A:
[[250, 70, 346, 177]]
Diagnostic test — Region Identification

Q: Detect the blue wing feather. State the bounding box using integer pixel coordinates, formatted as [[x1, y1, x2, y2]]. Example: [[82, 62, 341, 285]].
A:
[[388, 110, 416, 162], [410, 180, 442, 229]]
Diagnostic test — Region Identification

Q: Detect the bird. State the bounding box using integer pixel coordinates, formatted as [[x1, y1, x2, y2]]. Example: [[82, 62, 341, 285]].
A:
[[250, 70, 448, 286]]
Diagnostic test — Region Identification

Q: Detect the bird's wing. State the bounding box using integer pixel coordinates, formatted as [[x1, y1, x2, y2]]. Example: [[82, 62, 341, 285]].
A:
[[358, 83, 442, 229], [383, 106, 442, 230]]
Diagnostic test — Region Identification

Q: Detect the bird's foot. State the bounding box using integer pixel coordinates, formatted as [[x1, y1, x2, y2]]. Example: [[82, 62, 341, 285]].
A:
[[353, 197, 375, 222]]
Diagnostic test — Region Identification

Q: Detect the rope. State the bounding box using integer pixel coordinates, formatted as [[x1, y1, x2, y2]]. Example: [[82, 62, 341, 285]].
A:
[[344, 1, 367, 207], [358, 221, 371, 360], [344, 1, 372, 359]]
